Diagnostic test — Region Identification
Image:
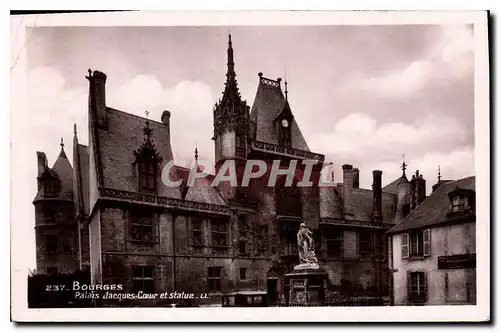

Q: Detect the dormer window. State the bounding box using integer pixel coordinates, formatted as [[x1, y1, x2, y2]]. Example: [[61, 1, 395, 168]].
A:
[[451, 195, 466, 212], [133, 119, 163, 194], [278, 117, 292, 148], [44, 181, 58, 197], [137, 151, 158, 193], [448, 186, 475, 216]]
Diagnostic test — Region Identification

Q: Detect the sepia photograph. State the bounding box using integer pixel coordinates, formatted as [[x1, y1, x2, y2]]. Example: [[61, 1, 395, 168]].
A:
[[10, 10, 490, 322]]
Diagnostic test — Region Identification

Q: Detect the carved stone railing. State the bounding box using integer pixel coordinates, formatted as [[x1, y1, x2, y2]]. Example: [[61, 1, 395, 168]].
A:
[[98, 187, 230, 215], [252, 141, 325, 161]]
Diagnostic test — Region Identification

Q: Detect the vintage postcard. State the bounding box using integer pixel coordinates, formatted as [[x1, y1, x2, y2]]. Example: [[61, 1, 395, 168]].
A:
[[10, 10, 490, 322]]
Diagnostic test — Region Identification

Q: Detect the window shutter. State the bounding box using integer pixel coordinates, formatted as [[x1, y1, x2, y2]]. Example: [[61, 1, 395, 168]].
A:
[[423, 229, 431, 256], [423, 272, 428, 302], [407, 271, 412, 302], [401, 233, 409, 259]]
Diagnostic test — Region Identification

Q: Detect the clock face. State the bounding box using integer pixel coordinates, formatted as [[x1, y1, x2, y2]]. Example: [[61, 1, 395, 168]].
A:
[[281, 119, 289, 128]]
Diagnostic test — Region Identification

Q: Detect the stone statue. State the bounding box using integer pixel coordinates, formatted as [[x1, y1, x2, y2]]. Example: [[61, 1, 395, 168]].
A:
[[297, 222, 318, 266]]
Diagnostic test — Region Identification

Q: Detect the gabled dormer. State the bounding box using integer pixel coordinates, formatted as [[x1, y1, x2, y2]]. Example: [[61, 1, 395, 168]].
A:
[[133, 118, 163, 194], [447, 186, 475, 217]]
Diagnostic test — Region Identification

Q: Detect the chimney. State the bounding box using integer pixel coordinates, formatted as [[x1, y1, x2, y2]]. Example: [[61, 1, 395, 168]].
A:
[[372, 170, 382, 222], [342, 164, 354, 215], [353, 168, 359, 188], [161, 110, 171, 136], [410, 170, 427, 209], [86, 69, 108, 128], [36, 151, 48, 178]]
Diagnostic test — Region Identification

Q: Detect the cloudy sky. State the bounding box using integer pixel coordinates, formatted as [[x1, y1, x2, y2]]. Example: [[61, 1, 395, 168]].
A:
[[27, 25, 474, 194]]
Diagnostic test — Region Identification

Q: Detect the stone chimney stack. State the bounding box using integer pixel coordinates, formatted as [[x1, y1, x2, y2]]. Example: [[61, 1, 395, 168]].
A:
[[372, 170, 383, 222], [342, 164, 354, 215], [86, 69, 108, 128], [410, 170, 427, 209], [352, 168, 360, 188], [161, 110, 171, 136]]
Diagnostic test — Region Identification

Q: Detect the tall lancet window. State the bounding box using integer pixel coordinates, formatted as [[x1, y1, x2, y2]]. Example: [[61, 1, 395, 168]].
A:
[[134, 115, 163, 194]]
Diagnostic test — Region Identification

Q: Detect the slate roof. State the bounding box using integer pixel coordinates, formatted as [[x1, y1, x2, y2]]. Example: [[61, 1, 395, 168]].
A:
[[321, 184, 397, 223], [387, 176, 475, 233], [75, 144, 90, 216], [95, 107, 181, 199], [249, 75, 310, 151], [51, 147, 74, 201], [383, 174, 409, 194], [183, 166, 227, 206]]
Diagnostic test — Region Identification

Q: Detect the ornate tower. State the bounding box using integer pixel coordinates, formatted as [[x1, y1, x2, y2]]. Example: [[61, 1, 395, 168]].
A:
[[213, 34, 250, 200], [33, 139, 76, 274]]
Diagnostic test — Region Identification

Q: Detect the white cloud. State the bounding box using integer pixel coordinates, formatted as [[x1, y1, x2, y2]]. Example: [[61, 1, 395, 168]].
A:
[[344, 25, 474, 98], [309, 112, 467, 161], [106, 74, 215, 168]]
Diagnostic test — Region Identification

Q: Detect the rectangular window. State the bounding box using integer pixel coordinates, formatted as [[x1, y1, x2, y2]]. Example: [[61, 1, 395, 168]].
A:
[[208, 267, 222, 292], [240, 268, 247, 280], [401, 233, 409, 258], [45, 234, 58, 255], [358, 231, 372, 259], [139, 160, 157, 193], [211, 220, 228, 247], [452, 195, 466, 212], [191, 218, 204, 246], [409, 271, 427, 303], [130, 210, 154, 242], [42, 206, 56, 223], [408, 229, 431, 258], [325, 229, 343, 258], [255, 224, 268, 256], [132, 266, 155, 293], [235, 134, 246, 158], [239, 216, 248, 256]]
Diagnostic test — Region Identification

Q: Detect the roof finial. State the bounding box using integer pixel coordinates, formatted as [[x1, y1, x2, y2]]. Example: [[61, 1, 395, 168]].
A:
[[330, 162, 334, 182], [401, 154, 407, 176], [438, 165, 441, 182], [73, 123, 77, 135], [60, 137, 64, 148], [143, 110, 153, 140]]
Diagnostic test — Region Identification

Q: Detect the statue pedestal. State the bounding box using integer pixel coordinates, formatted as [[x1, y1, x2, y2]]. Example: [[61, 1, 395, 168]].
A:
[[285, 266, 327, 306]]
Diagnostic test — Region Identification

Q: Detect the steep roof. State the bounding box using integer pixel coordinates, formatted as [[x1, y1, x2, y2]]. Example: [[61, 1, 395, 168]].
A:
[[95, 107, 181, 199], [383, 174, 409, 194], [182, 165, 226, 205], [76, 144, 90, 216], [249, 74, 310, 151], [51, 144, 74, 201], [388, 176, 475, 233]]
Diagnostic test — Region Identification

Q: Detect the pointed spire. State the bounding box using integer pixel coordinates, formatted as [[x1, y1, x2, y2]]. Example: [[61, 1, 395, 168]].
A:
[[221, 33, 241, 103], [73, 123, 77, 136], [438, 165, 441, 182], [58, 137, 68, 159]]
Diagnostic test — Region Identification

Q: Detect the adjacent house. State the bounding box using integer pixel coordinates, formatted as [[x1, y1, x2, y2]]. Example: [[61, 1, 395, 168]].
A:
[[387, 176, 476, 305]]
